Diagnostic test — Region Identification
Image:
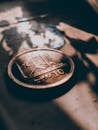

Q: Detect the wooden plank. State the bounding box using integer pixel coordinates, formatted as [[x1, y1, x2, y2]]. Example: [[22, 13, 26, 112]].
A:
[[55, 22, 98, 130]]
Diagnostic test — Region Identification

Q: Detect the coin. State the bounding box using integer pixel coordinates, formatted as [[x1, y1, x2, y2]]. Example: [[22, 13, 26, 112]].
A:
[[44, 25, 65, 49], [8, 48, 74, 89], [30, 24, 65, 49]]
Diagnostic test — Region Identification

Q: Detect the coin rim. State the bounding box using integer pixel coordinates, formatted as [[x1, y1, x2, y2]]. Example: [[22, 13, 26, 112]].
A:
[[8, 48, 74, 89]]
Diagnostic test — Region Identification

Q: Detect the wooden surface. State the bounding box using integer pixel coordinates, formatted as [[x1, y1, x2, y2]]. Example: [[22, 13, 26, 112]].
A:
[[0, 1, 98, 130]]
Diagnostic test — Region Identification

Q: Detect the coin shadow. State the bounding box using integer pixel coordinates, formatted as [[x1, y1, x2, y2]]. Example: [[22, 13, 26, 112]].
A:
[[4, 67, 77, 102]]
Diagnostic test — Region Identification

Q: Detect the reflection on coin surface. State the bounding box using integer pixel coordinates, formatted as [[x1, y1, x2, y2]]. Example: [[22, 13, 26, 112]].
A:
[[30, 25, 65, 49], [8, 48, 74, 89]]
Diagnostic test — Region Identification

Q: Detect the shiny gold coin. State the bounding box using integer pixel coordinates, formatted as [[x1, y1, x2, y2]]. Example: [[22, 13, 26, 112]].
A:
[[8, 48, 74, 89]]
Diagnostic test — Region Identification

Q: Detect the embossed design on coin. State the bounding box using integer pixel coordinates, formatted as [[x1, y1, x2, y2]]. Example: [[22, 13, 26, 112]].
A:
[[8, 49, 74, 89]]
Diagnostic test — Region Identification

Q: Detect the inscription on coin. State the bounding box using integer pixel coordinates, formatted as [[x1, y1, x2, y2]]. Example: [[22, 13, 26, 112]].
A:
[[8, 49, 74, 89], [16, 53, 66, 82]]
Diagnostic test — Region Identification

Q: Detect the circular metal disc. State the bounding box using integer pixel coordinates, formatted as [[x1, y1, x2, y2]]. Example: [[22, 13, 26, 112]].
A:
[[8, 48, 74, 89], [30, 24, 65, 49]]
